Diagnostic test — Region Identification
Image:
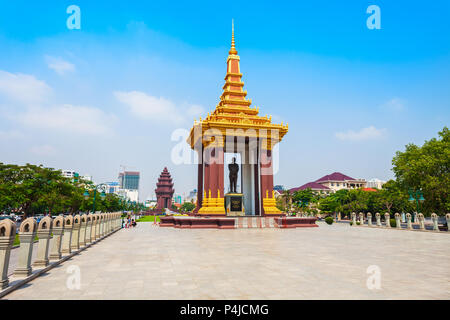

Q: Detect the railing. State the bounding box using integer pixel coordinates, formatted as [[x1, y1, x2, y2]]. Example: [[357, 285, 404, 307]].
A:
[[0, 212, 123, 293], [349, 212, 450, 232]]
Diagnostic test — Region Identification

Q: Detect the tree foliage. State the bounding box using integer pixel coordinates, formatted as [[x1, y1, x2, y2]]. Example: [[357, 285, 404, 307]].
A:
[[180, 202, 195, 213], [392, 126, 449, 214], [0, 163, 132, 216]]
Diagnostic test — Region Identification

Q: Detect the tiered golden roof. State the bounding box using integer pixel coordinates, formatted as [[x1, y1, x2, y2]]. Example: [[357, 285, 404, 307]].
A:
[[187, 21, 288, 149]]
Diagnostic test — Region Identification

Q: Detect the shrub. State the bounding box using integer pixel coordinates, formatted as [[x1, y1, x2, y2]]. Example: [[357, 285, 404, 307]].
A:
[[356, 221, 360, 225], [325, 217, 334, 225], [349, 221, 353, 226], [390, 218, 396, 228]]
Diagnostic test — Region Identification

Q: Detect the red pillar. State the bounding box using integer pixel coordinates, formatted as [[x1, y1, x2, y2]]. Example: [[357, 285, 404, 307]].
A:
[[260, 147, 274, 215], [195, 149, 203, 213], [217, 147, 224, 197]]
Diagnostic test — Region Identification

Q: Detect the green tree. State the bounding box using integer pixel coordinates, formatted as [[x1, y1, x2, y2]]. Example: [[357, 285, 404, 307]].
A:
[[392, 127, 450, 214], [180, 202, 195, 213]]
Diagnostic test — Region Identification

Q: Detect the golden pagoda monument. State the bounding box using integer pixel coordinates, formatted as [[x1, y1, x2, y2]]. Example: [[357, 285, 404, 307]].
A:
[[187, 20, 288, 216]]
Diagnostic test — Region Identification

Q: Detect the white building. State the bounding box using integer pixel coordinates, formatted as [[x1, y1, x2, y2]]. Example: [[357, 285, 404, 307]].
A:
[[118, 189, 139, 203], [290, 172, 367, 194], [366, 178, 387, 189], [62, 170, 92, 182]]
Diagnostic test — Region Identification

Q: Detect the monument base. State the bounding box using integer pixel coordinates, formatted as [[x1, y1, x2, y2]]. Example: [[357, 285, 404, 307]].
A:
[[159, 216, 318, 229], [225, 193, 245, 216]]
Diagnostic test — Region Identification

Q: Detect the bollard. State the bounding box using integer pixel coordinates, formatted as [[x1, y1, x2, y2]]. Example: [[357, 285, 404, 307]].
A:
[[351, 212, 356, 226], [13, 217, 37, 277], [375, 212, 381, 227], [61, 215, 73, 255], [95, 214, 101, 240], [359, 212, 364, 225], [90, 214, 97, 243], [431, 213, 439, 231], [109, 213, 113, 233], [418, 213, 425, 230], [98, 214, 103, 238], [33, 216, 53, 268], [103, 213, 108, 236], [70, 214, 81, 251], [99, 214, 105, 238], [446, 213, 450, 232], [49, 216, 64, 261], [79, 214, 88, 247], [395, 213, 401, 229], [0, 219, 16, 289], [105, 214, 110, 235], [385, 213, 390, 228], [367, 212, 372, 227], [86, 214, 93, 245], [406, 213, 413, 230], [103, 214, 108, 236], [104, 214, 108, 235]]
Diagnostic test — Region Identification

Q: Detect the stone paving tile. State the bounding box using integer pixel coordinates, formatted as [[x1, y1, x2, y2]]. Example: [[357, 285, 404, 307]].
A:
[[2, 221, 450, 300]]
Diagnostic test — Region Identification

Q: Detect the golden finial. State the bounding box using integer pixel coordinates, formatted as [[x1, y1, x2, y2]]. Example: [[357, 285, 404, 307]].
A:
[[229, 19, 238, 55]]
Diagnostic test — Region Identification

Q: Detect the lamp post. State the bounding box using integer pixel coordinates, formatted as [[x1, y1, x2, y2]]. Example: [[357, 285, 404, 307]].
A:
[[84, 183, 107, 213], [408, 188, 425, 223]]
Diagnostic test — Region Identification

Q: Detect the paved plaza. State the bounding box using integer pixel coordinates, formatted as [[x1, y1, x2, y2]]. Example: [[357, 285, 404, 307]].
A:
[[4, 222, 449, 300]]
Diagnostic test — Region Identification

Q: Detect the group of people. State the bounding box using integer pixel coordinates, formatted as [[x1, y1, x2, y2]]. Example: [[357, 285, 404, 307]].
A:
[[124, 215, 137, 228]]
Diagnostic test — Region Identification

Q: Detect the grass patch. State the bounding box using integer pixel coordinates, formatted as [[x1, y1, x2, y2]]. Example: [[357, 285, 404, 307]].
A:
[[136, 215, 161, 222]]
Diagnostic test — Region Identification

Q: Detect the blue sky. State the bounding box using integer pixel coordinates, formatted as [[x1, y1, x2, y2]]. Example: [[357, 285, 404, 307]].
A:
[[0, 1, 449, 199]]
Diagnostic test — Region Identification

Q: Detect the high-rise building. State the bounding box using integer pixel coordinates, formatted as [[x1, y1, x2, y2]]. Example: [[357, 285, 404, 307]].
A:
[[119, 171, 140, 190]]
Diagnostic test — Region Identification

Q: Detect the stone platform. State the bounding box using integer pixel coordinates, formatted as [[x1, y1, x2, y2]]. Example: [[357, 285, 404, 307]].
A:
[[159, 216, 318, 229]]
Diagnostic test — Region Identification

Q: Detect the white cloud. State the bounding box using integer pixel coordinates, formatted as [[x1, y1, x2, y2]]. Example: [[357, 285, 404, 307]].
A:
[[30, 144, 57, 156], [0, 70, 52, 103], [18, 104, 115, 136], [186, 104, 205, 117], [0, 130, 25, 140], [114, 90, 186, 124], [381, 97, 406, 112], [45, 56, 75, 75], [335, 126, 387, 141]]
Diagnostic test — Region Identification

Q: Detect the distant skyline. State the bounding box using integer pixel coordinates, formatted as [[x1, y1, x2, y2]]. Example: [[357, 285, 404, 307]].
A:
[[0, 1, 449, 200]]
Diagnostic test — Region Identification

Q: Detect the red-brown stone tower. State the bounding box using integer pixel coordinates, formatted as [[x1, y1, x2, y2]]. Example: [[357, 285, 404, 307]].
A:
[[155, 167, 175, 209]]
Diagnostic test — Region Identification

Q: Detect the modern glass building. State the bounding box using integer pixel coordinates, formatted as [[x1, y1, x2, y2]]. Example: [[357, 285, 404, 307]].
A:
[[119, 171, 140, 190]]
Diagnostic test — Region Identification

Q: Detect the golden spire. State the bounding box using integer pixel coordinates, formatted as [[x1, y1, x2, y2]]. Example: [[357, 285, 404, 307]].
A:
[[229, 19, 238, 55]]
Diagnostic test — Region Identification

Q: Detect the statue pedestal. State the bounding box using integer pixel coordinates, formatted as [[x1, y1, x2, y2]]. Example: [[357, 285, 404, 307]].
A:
[[225, 193, 245, 216]]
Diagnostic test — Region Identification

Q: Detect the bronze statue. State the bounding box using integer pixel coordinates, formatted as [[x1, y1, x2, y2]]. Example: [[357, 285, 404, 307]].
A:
[[228, 157, 239, 193]]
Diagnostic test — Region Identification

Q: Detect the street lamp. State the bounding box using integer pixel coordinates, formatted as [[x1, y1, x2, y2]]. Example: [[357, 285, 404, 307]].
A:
[[408, 188, 425, 222], [84, 183, 108, 214]]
